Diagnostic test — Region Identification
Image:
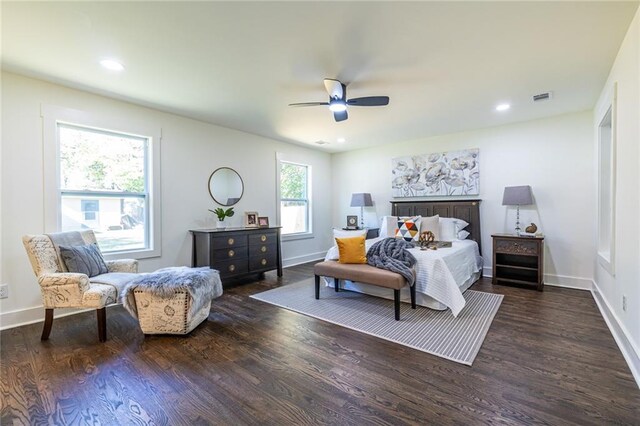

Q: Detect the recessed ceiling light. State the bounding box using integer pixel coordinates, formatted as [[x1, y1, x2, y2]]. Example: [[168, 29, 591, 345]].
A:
[[100, 59, 124, 71], [496, 103, 510, 111], [337, 137, 346, 143]]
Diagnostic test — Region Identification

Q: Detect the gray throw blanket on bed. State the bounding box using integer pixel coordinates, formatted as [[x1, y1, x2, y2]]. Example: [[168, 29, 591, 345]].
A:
[[366, 238, 417, 286], [121, 267, 223, 319]]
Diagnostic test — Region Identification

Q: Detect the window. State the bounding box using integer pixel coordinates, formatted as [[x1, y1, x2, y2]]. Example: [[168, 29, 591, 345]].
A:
[[279, 162, 310, 235], [58, 123, 150, 253]]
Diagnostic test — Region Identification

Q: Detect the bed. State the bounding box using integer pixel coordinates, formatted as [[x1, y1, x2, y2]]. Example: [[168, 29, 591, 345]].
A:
[[325, 200, 483, 316]]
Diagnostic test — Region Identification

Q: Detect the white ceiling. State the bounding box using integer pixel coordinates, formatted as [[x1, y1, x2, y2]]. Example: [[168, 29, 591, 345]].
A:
[[2, 1, 637, 152]]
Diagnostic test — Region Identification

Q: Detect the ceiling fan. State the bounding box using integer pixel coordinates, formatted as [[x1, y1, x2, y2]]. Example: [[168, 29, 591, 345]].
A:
[[289, 78, 389, 122]]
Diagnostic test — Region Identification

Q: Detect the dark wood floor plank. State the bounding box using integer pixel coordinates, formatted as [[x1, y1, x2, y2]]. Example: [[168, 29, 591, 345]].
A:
[[2, 264, 639, 425]]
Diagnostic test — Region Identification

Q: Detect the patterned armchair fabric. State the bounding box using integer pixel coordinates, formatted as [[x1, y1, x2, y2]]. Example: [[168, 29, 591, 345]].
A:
[[22, 231, 138, 309]]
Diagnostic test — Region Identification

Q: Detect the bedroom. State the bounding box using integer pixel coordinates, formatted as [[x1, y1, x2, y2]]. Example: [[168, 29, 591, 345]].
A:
[[1, 1, 640, 424]]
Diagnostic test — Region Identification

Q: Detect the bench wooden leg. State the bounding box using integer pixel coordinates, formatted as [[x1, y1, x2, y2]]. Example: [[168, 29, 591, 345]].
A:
[[394, 289, 400, 320], [410, 284, 416, 309], [314, 275, 320, 299], [334, 277, 339, 292]]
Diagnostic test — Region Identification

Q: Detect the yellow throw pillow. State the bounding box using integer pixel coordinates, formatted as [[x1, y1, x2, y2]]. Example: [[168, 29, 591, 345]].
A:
[[335, 235, 367, 264]]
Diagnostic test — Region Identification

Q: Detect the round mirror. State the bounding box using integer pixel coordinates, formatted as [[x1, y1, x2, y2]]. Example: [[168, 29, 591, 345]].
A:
[[208, 167, 244, 206]]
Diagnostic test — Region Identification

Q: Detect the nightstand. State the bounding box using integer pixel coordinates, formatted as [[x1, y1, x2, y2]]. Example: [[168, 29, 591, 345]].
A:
[[492, 234, 544, 291]]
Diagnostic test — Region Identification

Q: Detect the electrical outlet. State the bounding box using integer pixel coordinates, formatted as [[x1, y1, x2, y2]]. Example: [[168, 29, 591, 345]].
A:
[[0, 284, 8, 299], [622, 295, 627, 312]]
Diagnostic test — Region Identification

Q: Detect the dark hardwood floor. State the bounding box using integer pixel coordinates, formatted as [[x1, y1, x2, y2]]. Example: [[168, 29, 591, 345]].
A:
[[2, 262, 639, 425]]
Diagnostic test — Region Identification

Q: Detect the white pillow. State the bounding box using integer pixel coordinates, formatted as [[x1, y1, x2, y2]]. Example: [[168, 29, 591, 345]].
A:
[[419, 215, 440, 241], [379, 216, 398, 238], [333, 228, 367, 239], [457, 230, 471, 240], [439, 217, 470, 241]]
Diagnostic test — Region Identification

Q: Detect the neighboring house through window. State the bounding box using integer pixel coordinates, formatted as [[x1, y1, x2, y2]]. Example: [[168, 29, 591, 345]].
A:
[[279, 161, 311, 235]]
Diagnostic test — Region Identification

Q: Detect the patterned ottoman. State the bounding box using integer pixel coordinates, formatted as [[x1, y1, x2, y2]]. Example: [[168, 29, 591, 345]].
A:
[[122, 267, 223, 335]]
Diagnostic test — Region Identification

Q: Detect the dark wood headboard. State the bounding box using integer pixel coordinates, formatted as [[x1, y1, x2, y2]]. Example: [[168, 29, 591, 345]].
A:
[[390, 199, 482, 255]]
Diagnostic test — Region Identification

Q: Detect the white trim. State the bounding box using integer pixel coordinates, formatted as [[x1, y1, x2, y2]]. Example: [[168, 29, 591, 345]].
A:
[[595, 82, 617, 276], [482, 267, 592, 290], [40, 104, 162, 259], [282, 251, 325, 268], [591, 281, 640, 389], [0, 305, 93, 331]]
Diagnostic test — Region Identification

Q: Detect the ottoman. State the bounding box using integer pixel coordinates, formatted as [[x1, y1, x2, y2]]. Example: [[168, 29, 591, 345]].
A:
[[122, 267, 223, 335]]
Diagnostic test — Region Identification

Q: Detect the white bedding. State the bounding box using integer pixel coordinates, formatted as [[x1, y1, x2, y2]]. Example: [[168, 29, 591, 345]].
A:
[[324, 238, 483, 316]]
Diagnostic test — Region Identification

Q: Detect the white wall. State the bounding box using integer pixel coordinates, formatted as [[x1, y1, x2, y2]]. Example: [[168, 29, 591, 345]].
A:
[[593, 9, 640, 383], [331, 111, 595, 288], [0, 72, 332, 327]]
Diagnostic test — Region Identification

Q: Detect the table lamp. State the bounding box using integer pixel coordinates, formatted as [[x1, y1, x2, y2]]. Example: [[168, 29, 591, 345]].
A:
[[502, 186, 533, 235], [350, 193, 373, 229]]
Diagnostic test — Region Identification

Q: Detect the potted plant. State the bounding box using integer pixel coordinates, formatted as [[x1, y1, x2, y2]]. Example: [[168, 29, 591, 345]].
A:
[[209, 207, 235, 229]]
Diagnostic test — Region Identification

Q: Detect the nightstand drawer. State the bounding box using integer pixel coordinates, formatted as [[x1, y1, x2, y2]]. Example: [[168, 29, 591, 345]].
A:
[[495, 238, 538, 255]]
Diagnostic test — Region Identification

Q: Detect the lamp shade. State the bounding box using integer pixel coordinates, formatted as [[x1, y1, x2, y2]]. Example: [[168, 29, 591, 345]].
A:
[[502, 186, 533, 206], [350, 193, 373, 207]]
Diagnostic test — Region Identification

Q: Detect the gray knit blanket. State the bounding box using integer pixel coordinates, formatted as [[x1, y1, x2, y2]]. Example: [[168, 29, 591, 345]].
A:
[[367, 238, 417, 286], [121, 267, 223, 319]]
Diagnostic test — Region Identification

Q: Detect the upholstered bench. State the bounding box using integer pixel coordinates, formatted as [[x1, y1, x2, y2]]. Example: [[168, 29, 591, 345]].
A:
[[313, 261, 416, 320], [122, 267, 223, 335]]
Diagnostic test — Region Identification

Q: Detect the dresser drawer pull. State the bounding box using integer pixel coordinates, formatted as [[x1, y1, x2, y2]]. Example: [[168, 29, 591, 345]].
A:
[[228, 264, 236, 272], [261, 246, 267, 253], [261, 259, 267, 266], [228, 238, 235, 246], [260, 235, 267, 242], [228, 249, 235, 257]]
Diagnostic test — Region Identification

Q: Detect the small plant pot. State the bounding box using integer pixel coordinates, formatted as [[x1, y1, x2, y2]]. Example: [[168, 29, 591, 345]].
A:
[[216, 220, 226, 229]]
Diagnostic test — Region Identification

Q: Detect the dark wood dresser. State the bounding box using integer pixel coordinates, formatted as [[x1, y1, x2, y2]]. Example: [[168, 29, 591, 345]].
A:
[[190, 227, 283, 284], [492, 234, 544, 291]]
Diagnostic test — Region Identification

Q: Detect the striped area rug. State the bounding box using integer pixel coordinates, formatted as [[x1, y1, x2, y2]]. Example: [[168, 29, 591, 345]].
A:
[[251, 279, 503, 365]]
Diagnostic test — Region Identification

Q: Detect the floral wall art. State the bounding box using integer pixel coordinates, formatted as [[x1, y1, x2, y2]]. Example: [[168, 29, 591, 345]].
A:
[[391, 148, 480, 197]]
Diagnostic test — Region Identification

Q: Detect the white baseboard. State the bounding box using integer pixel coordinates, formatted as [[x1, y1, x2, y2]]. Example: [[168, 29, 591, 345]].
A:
[[591, 281, 640, 389], [482, 267, 591, 290], [0, 305, 93, 331], [283, 251, 325, 268]]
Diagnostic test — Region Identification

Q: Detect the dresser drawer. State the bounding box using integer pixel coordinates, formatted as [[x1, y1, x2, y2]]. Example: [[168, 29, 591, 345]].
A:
[[212, 234, 248, 249], [212, 258, 249, 277], [211, 246, 248, 262], [249, 231, 277, 246], [249, 253, 277, 272], [248, 242, 276, 257], [495, 238, 538, 255]]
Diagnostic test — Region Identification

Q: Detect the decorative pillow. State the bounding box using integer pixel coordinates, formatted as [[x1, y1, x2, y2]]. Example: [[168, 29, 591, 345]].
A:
[[419, 215, 440, 241], [458, 230, 471, 240], [335, 236, 367, 264], [379, 216, 398, 238], [395, 216, 422, 242], [333, 228, 367, 239], [59, 243, 108, 277], [439, 217, 470, 241]]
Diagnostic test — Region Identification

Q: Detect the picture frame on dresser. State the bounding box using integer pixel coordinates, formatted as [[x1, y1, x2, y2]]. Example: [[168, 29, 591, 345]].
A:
[[258, 217, 269, 227], [244, 211, 259, 228]]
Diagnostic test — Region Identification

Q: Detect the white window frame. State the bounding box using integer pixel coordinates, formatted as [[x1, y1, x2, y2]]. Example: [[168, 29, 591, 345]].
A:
[[42, 104, 162, 260], [276, 154, 313, 241], [595, 83, 617, 275]]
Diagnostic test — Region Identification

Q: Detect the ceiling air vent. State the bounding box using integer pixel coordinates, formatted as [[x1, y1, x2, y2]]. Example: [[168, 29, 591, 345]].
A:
[[315, 140, 329, 145], [533, 92, 553, 102]]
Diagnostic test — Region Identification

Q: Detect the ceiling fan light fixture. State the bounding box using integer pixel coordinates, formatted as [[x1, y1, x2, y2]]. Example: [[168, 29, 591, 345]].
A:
[[329, 101, 347, 112]]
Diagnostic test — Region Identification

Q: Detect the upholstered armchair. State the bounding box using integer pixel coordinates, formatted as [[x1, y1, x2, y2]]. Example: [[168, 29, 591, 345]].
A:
[[22, 230, 138, 342]]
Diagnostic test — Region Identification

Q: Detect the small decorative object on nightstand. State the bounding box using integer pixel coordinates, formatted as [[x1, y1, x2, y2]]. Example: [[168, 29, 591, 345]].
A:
[[492, 234, 544, 291]]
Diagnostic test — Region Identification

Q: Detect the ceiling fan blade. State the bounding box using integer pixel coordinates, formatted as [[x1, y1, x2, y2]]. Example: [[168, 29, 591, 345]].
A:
[[324, 78, 345, 100], [347, 96, 389, 106], [333, 110, 348, 122], [288, 102, 329, 107]]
